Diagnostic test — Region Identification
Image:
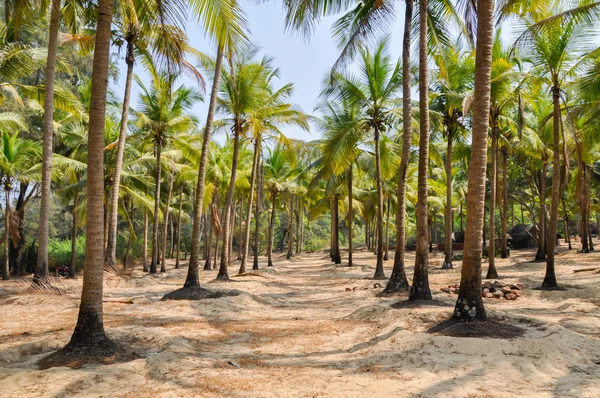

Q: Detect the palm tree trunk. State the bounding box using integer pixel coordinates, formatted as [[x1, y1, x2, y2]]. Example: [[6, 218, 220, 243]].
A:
[[486, 126, 499, 279], [175, 185, 183, 269], [253, 163, 263, 270], [452, 0, 494, 322], [228, 200, 236, 265], [536, 160, 548, 260], [217, 121, 242, 281], [385, 0, 413, 293], [237, 197, 244, 260], [69, 192, 79, 278], [543, 84, 561, 288], [286, 193, 294, 259], [409, 0, 431, 300], [501, 149, 509, 258], [40, 0, 117, 363], [3, 184, 11, 280], [35, 0, 61, 283], [373, 125, 386, 280], [443, 127, 454, 269], [150, 141, 162, 274], [179, 43, 224, 290], [267, 191, 276, 267], [347, 164, 354, 267], [332, 196, 341, 264], [240, 136, 260, 273], [383, 197, 390, 261], [160, 171, 174, 272], [142, 213, 148, 272], [105, 38, 135, 269]]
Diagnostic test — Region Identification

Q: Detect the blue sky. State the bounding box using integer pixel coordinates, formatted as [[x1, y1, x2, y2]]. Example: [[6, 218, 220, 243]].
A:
[[114, 1, 406, 143]]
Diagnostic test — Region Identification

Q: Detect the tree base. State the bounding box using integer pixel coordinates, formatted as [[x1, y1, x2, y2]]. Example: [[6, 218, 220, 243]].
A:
[[162, 286, 241, 301], [38, 336, 137, 370], [428, 318, 525, 339], [441, 261, 453, 270]]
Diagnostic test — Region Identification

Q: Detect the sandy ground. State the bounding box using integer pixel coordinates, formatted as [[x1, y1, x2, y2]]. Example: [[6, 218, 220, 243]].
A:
[[1, 243, 600, 398]]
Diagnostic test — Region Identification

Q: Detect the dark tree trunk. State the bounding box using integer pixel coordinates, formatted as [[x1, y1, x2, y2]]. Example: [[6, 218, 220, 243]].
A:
[[150, 140, 162, 274], [501, 149, 509, 258], [286, 193, 294, 259], [267, 191, 277, 267], [347, 165, 354, 267], [373, 125, 386, 279], [486, 126, 499, 279], [175, 185, 183, 269], [443, 127, 454, 269], [535, 160, 548, 260], [332, 197, 341, 264], [69, 192, 79, 278]]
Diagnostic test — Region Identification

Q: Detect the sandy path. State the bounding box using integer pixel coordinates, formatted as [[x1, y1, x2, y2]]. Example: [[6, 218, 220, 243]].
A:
[[1, 244, 600, 397]]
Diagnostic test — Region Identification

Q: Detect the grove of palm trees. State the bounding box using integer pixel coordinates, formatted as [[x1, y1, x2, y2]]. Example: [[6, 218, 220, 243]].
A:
[[2, 0, 600, 396]]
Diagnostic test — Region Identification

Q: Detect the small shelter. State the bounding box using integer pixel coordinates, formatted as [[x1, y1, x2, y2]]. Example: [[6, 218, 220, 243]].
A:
[[508, 224, 538, 249]]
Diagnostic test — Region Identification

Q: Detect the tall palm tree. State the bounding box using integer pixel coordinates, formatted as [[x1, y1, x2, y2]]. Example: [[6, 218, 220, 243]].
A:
[[452, 0, 495, 322], [168, 0, 248, 299], [104, 0, 203, 270], [409, 0, 432, 301], [327, 37, 402, 279], [38, 0, 122, 368], [215, 55, 273, 280], [35, 0, 62, 283], [135, 70, 201, 274], [238, 78, 308, 273]]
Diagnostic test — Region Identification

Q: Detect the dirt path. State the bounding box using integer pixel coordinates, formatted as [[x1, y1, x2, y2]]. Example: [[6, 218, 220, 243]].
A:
[[1, 245, 600, 397]]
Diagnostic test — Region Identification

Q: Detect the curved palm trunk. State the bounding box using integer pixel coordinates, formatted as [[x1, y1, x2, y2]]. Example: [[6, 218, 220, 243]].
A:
[[237, 197, 244, 260], [385, 0, 413, 292], [267, 191, 277, 267], [452, 0, 494, 322], [443, 127, 454, 269], [142, 213, 148, 272], [409, 0, 431, 300], [173, 45, 225, 290], [69, 192, 79, 278], [240, 137, 260, 273], [486, 127, 499, 279], [217, 122, 242, 281], [347, 164, 353, 267], [35, 0, 61, 283], [39, 0, 119, 366], [160, 171, 174, 272], [204, 203, 215, 270], [150, 141, 162, 274], [373, 126, 386, 279], [3, 184, 11, 280], [175, 186, 183, 269], [501, 149, 509, 258], [543, 85, 561, 288], [105, 38, 135, 270]]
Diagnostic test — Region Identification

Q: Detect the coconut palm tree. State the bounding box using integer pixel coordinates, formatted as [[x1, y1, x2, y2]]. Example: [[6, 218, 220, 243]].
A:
[[0, 131, 40, 280], [135, 70, 201, 274], [430, 38, 474, 270], [38, 0, 123, 368], [238, 77, 308, 273], [326, 37, 402, 279], [451, 0, 495, 322], [169, 0, 249, 299]]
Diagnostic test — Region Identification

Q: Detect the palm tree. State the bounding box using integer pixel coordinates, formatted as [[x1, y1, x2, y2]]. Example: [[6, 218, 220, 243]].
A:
[[327, 37, 402, 279], [0, 132, 40, 280], [104, 0, 205, 270], [168, 0, 248, 299], [238, 77, 308, 273], [409, 0, 432, 301], [35, 0, 62, 283], [451, 0, 495, 322], [38, 0, 125, 368], [135, 70, 201, 274], [214, 55, 274, 280], [430, 39, 474, 270]]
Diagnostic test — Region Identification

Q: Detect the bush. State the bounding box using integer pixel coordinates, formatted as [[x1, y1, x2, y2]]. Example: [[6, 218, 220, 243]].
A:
[[48, 236, 85, 270]]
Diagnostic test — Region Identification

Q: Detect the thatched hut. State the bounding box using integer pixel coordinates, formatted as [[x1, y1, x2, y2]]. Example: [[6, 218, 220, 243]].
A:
[[508, 224, 538, 249]]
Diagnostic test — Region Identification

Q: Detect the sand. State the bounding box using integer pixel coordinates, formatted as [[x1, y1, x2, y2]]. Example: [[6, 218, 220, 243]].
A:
[[1, 243, 600, 397]]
